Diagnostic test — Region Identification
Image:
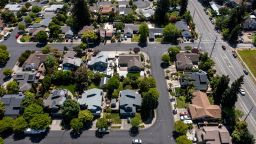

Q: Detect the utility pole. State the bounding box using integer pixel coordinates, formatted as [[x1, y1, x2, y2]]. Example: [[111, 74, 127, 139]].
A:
[[244, 106, 254, 121], [197, 33, 202, 49], [210, 36, 217, 57]]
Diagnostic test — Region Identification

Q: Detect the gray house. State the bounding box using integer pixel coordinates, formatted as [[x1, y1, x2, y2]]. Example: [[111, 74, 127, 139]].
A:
[[62, 51, 82, 70], [78, 88, 103, 116], [119, 90, 142, 117], [1, 93, 25, 118], [243, 18, 256, 31], [124, 24, 139, 38], [180, 70, 209, 91], [149, 28, 163, 41], [61, 26, 74, 39], [43, 89, 68, 117], [176, 52, 199, 71], [175, 20, 192, 39], [119, 55, 143, 72], [88, 52, 108, 72]]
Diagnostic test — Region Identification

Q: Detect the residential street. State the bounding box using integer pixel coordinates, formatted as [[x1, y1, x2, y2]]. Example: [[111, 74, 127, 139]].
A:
[[188, 0, 256, 135]]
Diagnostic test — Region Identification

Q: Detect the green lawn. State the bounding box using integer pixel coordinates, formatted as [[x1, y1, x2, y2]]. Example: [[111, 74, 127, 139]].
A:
[[131, 34, 140, 42], [176, 96, 187, 108], [34, 17, 42, 23], [111, 113, 121, 124], [20, 35, 31, 42], [127, 72, 140, 79], [237, 50, 256, 77], [156, 38, 162, 43], [56, 85, 75, 94]]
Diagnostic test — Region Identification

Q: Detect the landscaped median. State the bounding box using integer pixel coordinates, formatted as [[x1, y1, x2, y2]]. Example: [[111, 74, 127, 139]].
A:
[[237, 49, 256, 77]]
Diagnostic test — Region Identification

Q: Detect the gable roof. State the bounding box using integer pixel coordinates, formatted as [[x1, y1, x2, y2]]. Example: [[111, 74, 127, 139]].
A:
[[1, 93, 24, 116], [119, 55, 142, 69], [22, 52, 48, 70], [124, 24, 139, 34], [175, 20, 189, 31], [62, 51, 82, 67], [181, 70, 209, 91], [43, 89, 68, 109], [119, 90, 142, 115], [99, 5, 114, 14], [176, 52, 199, 71], [88, 52, 108, 66], [4, 4, 22, 11], [78, 26, 94, 35], [78, 88, 103, 114], [40, 17, 52, 27], [196, 126, 231, 144], [243, 18, 256, 30], [189, 91, 221, 120]]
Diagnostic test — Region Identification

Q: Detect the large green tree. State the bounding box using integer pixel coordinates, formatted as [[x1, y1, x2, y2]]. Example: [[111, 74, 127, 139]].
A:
[[36, 30, 48, 43], [49, 23, 61, 39], [154, 0, 170, 25], [23, 104, 44, 121], [138, 77, 156, 93], [163, 24, 181, 43], [70, 118, 83, 133], [161, 53, 170, 63], [168, 46, 181, 61], [212, 75, 230, 105], [139, 23, 149, 44], [232, 121, 255, 144], [96, 118, 108, 129], [71, 0, 91, 32], [6, 81, 19, 94], [78, 110, 94, 123], [176, 135, 192, 144], [62, 99, 80, 121], [0, 44, 9, 66], [131, 116, 141, 128], [0, 117, 13, 133], [174, 120, 188, 136], [0, 101, 5, 118], [179, 0, 188, 16], [29, 114, 51, 130], [13, 116, 28, 133]]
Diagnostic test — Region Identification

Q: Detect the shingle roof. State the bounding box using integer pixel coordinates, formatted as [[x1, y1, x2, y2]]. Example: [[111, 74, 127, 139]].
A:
[[99, 5, 114, 14], [175, 20, 189, 31], [22, 52, 48, 71], [119, 90, 142, 115], [188, 91, 221, 120], [62, 51, 82, 67], [176, 52, 195, 71], [119, 55, 142, 69], [1, 93, 24, 116], [88, 52, 108, 66], [43, 89, 67, 109], [78, 88, 103, 114], [40, 17, 52, 27], [181, 70, 209, 91]]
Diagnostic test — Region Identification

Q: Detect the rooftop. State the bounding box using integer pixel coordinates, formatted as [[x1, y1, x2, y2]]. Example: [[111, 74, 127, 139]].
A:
[[1, 93, 24, 116], [120, 90, 142, 116]]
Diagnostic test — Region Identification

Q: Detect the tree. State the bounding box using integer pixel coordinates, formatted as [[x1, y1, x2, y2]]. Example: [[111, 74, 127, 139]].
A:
[[176, 135, 192, 144], [163, 24, 181, 43], [78, 110, 94, 123], [13, 116, 28, 133], [29, 114, 51, 130], [0, 0, 8, 7], [253, 33, 256, 46], [49, 24, 61, 39], [36, 30, 48, 43], [18, 23, 26, 31], [0, 101, 5, 118], [114, 22, 124, 30], [71, 0, 91, 32], [106, 76, 120, 91], [212, 75, 230, 105], [138, 77, 156, 93], [23, 104, 44, 121], [131, 116, 141, 128], [24, 16, 32, 24], [198, 53, 214, 72], [62, 99, 80, 121], [70, 118, 83, 133], [0, 137, 3, 144], [44, 55, 57, 74], [82, 30, 98, 43], [0, 87, 6, 97], [31, 6, 41, 13], [179, 0, 188, 16], [3, 68, 13, 77], [1, 10, 17, 23], [232, 121, 255, 144], [142, 88, 160, 110], [222, 76, 243, 108], [6, 81, 19, 94], [174, 120, 188, 136], [0, 117, 13, 133], [154, 0, 170, 25], [0, 44, 9, 66], [21, 91, 42, 107], [139, 23, 149, 44], [161, 53, 170, 63], [228, 25, 240, 44], [96, 118, 108, 129], [75, 66, 90, 93]]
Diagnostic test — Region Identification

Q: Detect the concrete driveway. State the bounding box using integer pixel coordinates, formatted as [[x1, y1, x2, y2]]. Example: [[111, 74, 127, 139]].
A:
[[50, 120, 62, 131]]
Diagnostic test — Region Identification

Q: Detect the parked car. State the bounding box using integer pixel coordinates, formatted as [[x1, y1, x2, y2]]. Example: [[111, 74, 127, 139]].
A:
[[24, 128, 46, 134], [222, 45, 226, 50], [243, 69, 249, 75], [97, 128, 110, 134], [183, 120, 193, 124], [4, 32, 11, 40], [232, 50, 237, 58], [132, 138, 142, 144], [239, 88, 246, 96]]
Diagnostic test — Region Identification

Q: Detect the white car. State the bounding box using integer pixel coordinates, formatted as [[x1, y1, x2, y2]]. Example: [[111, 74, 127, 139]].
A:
[[183, 120, 193, 124], [239, 88, 245, 96], [132, 138, 142, 144], [24, 128, 46, 134]]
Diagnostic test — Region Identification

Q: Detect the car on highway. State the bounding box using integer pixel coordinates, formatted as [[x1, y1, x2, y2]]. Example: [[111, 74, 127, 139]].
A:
[[243, 69, 249, 75], [239, 88, 246, 96], [132, 138, 142, 144], [232, 50, 237, 58], [222, 45, 226, 50]]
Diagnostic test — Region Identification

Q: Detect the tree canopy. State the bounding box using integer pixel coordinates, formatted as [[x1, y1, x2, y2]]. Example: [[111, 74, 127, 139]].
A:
[[23, 104, 44, 121], [78, 110, 94, 123], [96, 118, 108, 129], [174, 120, 188, 136], [176, 135, 192, 144], [29, 114, 51, 130], [139, 23, 149, 44], [70, 118, 83, 133], [163, 24, 181, 43], [13, 116, 28, 133], [62, 99, 80, 121], [6, 81, 19, 94], [36, 30, 48, 43], [0, 44, 9, 66]]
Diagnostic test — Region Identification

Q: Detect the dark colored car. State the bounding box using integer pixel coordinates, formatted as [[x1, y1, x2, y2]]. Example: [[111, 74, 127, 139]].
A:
[[222, 45, 226, 50], [243, 69, 249, 75]]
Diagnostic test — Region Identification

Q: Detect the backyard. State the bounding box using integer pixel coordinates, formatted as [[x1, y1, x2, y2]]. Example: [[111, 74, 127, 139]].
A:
[[237, 49, 256, 77]]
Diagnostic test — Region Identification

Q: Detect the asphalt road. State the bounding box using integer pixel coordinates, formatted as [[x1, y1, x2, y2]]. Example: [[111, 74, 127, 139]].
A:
[[188, 0, 256, 135]]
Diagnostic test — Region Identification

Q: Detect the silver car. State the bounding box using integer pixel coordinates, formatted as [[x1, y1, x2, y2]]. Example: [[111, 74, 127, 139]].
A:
[[132, 138, 142, 144]]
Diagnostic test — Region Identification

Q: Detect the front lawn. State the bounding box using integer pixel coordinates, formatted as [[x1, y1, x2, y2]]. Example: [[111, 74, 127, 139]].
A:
[[56, 84, 75, 94], [176, 96, 187, 108], [237, 50, 256, 77], [111, 113, 121, 124], [34, 17, 42, 23], [20, 35, 31, 42], [156, 38, 162, 43], [131, 34, 140, 42]]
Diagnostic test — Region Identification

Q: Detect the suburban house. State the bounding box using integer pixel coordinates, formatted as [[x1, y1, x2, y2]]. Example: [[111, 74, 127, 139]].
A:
[[139, 8, 155, 20], [188, 91, 221, 121], [43, 89, 68, 117], [176, 52, 199, 71], [242, 17, 256, 31], [149, 28, 163, 42], [175, 20, 192, 39], [210, 2, 221, 16], [4, 4, 22, 12], [40, 17, 52, 28], [29, 27, 46, 40], [44, 4, 64, 12], [1, 93, 25, 118], [100, 23, 115, 40], [118, 6, 132, 15], [196, 125, 232, 144], [78, 88, 103, 116], [88, 52, 108, 72], [62, 51, 82, 70], [180, 70, 209, 91], [119, 90, 142, 117], [61, 26, 74, 39], [118, 54, 143, 72], [22, 52, 48, 72], [99, 5, 115, 15], [78, 26, 94, 38], [124, 24, 139, 38]]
